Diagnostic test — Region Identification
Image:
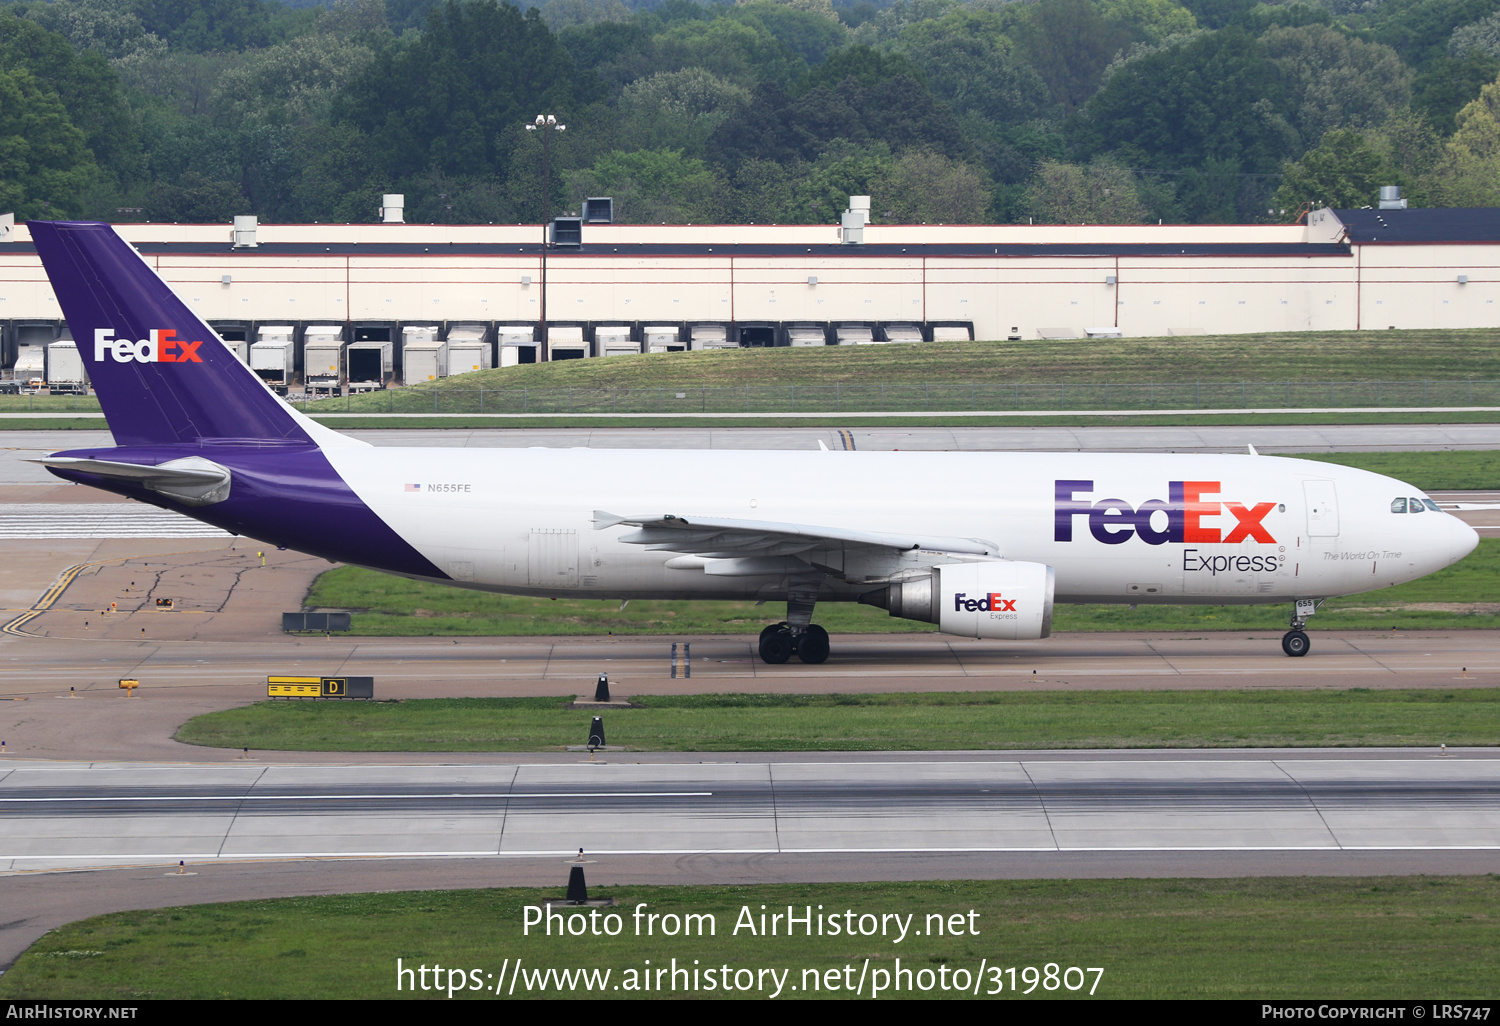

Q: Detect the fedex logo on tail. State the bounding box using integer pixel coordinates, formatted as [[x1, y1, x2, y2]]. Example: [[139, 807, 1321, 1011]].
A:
[[1055, 480, 1280, 546], [92, 328, 204, 364]]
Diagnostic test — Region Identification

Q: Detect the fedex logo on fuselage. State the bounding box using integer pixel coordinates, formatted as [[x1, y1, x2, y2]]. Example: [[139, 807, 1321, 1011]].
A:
[[1055, 480, 1278, 546], [93, 328, 203, 364]]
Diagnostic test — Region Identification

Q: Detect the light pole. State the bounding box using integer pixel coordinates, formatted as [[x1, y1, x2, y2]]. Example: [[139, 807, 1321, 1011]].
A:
[[525, 114, 565, 361]]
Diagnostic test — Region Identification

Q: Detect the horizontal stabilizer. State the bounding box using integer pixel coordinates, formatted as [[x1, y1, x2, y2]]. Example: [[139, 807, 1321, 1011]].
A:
[[33, 455, 232, 507]]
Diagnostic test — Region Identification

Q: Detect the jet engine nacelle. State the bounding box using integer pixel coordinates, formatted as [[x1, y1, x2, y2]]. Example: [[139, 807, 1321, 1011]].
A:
[[860, 561, 1055, 640]]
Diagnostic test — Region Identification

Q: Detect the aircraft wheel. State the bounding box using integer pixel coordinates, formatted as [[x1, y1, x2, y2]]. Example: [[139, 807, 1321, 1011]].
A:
[[1281, 630, 1310, 657], [796, 624, 830, 664], [759, 625, 793, 664]]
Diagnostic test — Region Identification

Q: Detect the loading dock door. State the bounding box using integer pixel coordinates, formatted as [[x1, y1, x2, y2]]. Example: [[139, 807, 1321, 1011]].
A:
[[1304, 481, 1339, 537]]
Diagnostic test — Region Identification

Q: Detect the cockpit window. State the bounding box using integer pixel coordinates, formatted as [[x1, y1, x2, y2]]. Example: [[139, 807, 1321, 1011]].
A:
[[1422, 499, 1441, 512], [1390, 497, 1408, 513], [1409, 496, 1426, 512]]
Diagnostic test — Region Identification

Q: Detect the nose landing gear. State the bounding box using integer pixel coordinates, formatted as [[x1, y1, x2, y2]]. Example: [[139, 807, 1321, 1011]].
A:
[[1282, 598, 1318, 657]]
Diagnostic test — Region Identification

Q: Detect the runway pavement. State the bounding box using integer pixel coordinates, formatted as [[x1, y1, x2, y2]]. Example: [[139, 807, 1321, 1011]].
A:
[[3, 423, 1499, 463], [5, 754, 1498, 874], [1, 751, 1496, 969]]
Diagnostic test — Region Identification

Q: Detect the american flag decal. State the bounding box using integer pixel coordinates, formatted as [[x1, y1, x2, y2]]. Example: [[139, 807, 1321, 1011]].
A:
[[405, 483, 421, 492]]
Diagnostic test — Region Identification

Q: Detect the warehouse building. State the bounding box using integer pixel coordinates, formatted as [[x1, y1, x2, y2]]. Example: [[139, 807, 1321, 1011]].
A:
[[0, 194, 1495, 391]]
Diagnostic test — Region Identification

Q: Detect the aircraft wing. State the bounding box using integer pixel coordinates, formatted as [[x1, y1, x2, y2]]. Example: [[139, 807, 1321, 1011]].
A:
[[593, 510, 996, 577]]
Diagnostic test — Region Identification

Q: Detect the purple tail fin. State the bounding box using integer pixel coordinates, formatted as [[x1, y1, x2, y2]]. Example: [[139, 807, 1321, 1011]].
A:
[[28, 221, 315, 447]]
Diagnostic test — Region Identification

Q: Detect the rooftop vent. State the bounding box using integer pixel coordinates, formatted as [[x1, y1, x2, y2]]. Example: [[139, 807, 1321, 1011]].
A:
[[232, 215, 257, 249], [583, 197, 613, 224], [381, 194, 405, 223], [1378, 185, 1407, 210], [551, 216, 582, 247]]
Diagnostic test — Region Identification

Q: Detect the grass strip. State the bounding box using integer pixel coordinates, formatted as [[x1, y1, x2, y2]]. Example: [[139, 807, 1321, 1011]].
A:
[[1, 878, 1494, 999], [1291, 451, 1500, 489], [302, 411, 1500, 429], [173, 689, 1500, 752], [298, 330, 1500, 405], [305, 538, 1499, 637]]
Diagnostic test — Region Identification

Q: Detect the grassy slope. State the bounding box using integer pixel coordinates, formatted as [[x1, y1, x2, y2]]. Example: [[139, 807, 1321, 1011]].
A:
[[175, 689, 1500, 753], [300, 330, 1500, 409], [2, 879, 1494, 999]]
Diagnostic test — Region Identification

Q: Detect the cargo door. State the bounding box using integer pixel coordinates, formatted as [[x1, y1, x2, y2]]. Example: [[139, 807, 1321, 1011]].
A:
[[1304, 481, 1339, 537], [528, 529, 578, 588]]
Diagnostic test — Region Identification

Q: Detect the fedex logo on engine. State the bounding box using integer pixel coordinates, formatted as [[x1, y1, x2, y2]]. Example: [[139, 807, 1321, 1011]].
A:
[[1055, 480, 1279, 546], [93, 328, 204, 364], [954, 592, 1017, 613]]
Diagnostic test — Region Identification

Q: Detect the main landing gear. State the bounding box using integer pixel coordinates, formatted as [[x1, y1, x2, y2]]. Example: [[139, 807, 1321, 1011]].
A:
[[758, 576, 830, 664], [759, 622, 830, 664], [1281, 598, 1318, 657]]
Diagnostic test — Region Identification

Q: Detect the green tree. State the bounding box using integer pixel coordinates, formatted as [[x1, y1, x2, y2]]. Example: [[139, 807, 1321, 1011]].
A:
[[616, 67, 750, 153], [1428, 73, 1500, 204], [211, 33, 380, 126], [287, 122, 384, 222], [652, 15, 807, 88], [1449, 10, 1500, 56], [796, 43, 925, 93], [0, 67, 100, 218], [739, 0, 838, 21], [22, 0, 165, 61], [1370, 0, 1500, 64], [872, 149, 992, 222], [1098, 0, 1197, 43], [1366, 109, 1443, 206], [541, 0, 630, 32], [731, 1, 848, 64], [1271, 128, 1395, 214], [1024, 158, 1149, 223], [1261, 25, 1412, 143], [1413, 52, 1500, 132], [1076, 27, 1299, 215], [885, 10, 1053, 124], [563, 148, 728, 222], [335, 0, 589, 180], [144, 169, 248, 222], [1011, 0, 1131, 114], [0, 8, 140, 200]]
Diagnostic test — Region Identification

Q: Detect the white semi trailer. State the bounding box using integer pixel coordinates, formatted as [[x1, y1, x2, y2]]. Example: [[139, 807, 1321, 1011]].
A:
[[14, 346, 46, 392], [402, 326, 446, 384], [347, 339, 393, 393], [45, 339, 88, 394], [445, 324, 491, 377], [250, 325, 296, 394], [303, 325, 347, 397]]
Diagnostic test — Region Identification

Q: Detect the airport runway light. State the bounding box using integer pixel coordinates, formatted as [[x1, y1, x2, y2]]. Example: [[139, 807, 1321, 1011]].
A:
[[524, 114, 567, 361]]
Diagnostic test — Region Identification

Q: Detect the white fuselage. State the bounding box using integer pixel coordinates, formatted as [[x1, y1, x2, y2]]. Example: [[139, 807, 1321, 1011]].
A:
[[323, 447, 1478, 605]]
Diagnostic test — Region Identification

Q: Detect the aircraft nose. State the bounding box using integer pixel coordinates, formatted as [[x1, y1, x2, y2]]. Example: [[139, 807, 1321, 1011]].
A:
[[1449, 515, 1480, 566]]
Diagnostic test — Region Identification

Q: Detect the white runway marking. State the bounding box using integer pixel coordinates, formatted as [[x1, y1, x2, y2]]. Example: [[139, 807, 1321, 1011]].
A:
[[0, 504, 230, 538]]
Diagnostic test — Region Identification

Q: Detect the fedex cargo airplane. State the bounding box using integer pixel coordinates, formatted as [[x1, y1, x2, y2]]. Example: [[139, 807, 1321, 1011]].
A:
[[25, 221, 1480, 663]]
